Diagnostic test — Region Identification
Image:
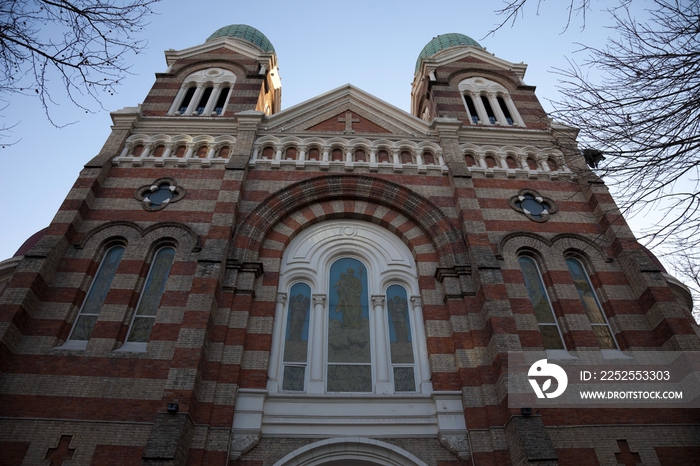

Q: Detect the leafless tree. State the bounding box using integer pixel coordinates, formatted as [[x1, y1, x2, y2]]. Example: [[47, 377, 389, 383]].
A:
[[492, 1, 700, 320], [0, 0, 159, 124]]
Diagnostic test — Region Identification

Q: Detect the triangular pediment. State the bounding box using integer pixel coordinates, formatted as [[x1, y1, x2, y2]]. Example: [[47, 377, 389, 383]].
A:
[[261, 85, 429, 137], [417, 46, 528, 80]]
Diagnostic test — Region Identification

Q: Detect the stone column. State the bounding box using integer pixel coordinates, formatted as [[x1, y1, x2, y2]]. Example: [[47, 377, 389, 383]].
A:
[[168, 84, 188, 115], [490, 92, 508, 125], [267, 293, 287, 392], [308, 294, 327, 393], [372, 295, 392, 394], [184, 84, 204, 115], [411, 296, 432, 392], [202, 83, 222, 116]]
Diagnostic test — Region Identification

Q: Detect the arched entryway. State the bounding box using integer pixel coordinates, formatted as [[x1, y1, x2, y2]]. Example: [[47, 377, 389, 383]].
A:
[[273, 437, 429, 466]]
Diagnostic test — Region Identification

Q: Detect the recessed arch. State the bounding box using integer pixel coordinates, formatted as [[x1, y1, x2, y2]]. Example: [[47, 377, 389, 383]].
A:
[[273, 437, 430, 466], [232, 175, 467, 267]]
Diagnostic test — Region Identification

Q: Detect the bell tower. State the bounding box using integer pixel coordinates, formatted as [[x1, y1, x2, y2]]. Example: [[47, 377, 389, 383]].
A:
[[141, 24, 281, 118]]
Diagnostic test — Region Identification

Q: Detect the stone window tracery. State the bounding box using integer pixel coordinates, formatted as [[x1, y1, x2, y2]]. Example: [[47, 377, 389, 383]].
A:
[[458, 77, 524, 127], [134, 178, 185, 211], [509, 189, 558, 222], [269, 220, 429, 395], [167, 68, 236, 117]]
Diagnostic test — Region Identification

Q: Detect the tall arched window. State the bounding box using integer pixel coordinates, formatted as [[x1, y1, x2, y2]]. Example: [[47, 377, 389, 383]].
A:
[[565, 257, 618, 349], [124, 247, 176, 346], [68, 245, 125, 341], [269, 220, 430, 396], [518, 256, 565, 350]]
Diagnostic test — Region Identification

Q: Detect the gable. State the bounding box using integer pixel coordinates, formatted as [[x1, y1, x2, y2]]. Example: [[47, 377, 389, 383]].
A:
[[306, 111, 390, 134], [261, 84, 429, 138]]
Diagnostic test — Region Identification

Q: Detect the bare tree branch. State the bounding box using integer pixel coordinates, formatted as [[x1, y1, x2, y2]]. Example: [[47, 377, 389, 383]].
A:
[[0, 0, 158, 125], [486, 0, 592, 37]]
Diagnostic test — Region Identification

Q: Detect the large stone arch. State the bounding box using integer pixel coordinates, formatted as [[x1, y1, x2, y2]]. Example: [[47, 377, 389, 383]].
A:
[[232, 174, 466, 267], [272, 437, 430, 466]]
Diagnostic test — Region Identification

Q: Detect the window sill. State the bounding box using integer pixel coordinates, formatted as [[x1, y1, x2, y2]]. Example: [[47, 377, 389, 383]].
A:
[[113, 342, 147, 353], [54, 340, 87, 351], [546, 349, 579, 360]]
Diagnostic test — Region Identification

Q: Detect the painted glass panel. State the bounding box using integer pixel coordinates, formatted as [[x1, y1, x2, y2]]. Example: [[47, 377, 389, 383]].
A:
[[519, 257, 565, 350], [283, 283, 311, 363], [70, 246, 124, 340], [328, 258, 370, 363], [592, 326, 616, 349], [327, 365, 372, 392], [282, 366, 305, 391], [393, 367, 416, 392], [328, 258, 371, 392], [127, 247, 175, 343], [565, 258, 606, 324], [518, 257, 555, 323], [539, 325, 565, 350], [387, 285, 414, 364]]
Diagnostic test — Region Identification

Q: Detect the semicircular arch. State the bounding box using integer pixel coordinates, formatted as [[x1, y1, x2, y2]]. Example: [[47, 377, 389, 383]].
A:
[[233, 175, 466, 267]]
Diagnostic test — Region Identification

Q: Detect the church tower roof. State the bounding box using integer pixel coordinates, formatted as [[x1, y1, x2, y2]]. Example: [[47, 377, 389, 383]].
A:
[[415, 33, 483, 72], [206, 24, 275, 53]]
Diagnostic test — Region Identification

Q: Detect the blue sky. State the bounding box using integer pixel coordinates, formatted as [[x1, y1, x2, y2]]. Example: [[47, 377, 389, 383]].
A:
[[0, 0, 636, 260]]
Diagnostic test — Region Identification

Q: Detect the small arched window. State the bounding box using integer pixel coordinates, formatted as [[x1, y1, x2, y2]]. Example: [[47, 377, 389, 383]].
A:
[[518, 256, 565, 350], [465, 154, 476, 167], [69, 245, 125, 341], [125, 247, 176, 344], [565, 258, 618, 349]]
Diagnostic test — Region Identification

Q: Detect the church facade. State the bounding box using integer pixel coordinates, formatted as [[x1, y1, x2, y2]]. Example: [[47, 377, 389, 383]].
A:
[[0, 25, 698, 466]]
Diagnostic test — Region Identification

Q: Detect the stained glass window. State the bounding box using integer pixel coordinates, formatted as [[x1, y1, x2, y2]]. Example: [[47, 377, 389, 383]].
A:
[[518, 256, 565, 350], [566, 258, 618, 349], [282, 283, 311, 391], [327, 258, 371, 392], [69, 245, 125, 341], [127, 247, 175, 343], [387, 285, 416, 392]]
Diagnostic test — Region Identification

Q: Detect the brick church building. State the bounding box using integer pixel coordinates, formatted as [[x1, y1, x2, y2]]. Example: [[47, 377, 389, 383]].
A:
[[0, 25, 698, 465]]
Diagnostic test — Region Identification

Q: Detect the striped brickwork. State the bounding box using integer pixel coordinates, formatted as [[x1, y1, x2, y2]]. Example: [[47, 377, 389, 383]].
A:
[[0, 35, 698, 466]]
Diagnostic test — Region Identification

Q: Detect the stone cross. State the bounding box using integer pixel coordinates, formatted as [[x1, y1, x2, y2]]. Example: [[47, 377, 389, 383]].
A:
[[614, 440, 642, 466], [338, 111, 360, 134], [45, 436, 75, 466]]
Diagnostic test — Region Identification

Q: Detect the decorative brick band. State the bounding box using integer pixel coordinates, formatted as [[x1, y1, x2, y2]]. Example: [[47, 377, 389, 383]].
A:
[[232, 174, 467, 266]]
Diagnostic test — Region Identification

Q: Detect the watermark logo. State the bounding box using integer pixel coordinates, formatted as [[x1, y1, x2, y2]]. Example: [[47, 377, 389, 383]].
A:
[[528, 359, 568, 399]]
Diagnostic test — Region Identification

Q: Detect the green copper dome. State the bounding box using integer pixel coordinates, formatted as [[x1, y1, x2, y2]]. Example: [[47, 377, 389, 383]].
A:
[[206, 24, 275, 53], [415, 33, 483, 72]]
